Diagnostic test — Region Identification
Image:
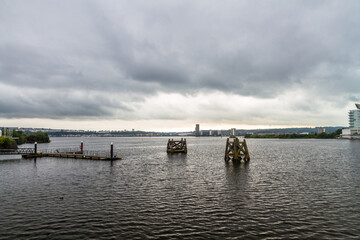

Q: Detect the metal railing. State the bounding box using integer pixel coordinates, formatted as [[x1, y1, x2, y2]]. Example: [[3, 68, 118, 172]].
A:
[[38, 148, 80, 154], [0, 148, 34, 155], [33, 148, 119, 158]]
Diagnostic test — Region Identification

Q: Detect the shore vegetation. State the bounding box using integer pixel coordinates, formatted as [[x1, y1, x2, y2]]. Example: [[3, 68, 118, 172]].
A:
[[0, 136, 17, 149], [245, 129, 343, 139], [11, 131, 51, 145]]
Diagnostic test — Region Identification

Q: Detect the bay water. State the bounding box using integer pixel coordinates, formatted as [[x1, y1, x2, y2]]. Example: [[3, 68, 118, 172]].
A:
[[0, 137, 359, 239]]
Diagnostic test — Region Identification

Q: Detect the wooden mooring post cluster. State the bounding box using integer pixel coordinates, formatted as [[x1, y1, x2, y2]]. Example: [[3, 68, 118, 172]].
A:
[[167, 138, 187, 153], [224, 137, 250, 162], [166, 137, 251, 162]]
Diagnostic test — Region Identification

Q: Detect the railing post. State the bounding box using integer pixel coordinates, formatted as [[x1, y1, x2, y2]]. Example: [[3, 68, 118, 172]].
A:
[[80, 141, 84, 154], [110, 142, 113, 159], [34, 142, 37, 155]]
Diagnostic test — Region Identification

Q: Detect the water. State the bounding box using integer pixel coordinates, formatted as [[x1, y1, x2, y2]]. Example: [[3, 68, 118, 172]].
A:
[[0, 137, 359, 239]]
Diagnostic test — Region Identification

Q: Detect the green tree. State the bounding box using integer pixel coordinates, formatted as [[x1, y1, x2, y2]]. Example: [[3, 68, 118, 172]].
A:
[[0, 136, 17, 149], [12, 130, 26, 145], [334, 128, 343, 136], [244, 133, 252, 138], [25, 132, 50, 143]]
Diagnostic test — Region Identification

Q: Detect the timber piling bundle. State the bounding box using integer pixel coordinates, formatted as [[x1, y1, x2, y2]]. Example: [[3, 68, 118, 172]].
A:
[[167, 138, 187, 153], [224, 137, 250, 162]]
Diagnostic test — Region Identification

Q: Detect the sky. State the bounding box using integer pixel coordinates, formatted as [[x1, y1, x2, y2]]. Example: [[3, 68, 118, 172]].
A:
[[1, 0, 359, 131]]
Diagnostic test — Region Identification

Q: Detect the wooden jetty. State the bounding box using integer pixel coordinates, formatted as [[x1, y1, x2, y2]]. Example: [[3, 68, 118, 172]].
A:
[[4, 142, 121, 161], [224, 137, 250, 162], [22, 152, 121, 160], [167, 138, 187, 153]]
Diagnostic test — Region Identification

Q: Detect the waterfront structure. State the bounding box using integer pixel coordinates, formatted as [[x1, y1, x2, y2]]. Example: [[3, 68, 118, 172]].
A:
[[341, 103, 360, 139], [231, 128, 236, 136], [195, 124, 200, 137], [318, 127, 326, 134], [167, 138, 187, 153], [11, 142, 122, 160], [224, 136, 250, 162], [341, 129, 352, 139], [349, 103, 360, 135]]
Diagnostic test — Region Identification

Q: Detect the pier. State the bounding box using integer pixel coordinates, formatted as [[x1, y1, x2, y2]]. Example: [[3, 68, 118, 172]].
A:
[[2, 138, 253, 162], [1, 142, 121, 161], [167, 138, 187, 153], [225, 137, 250, 162]]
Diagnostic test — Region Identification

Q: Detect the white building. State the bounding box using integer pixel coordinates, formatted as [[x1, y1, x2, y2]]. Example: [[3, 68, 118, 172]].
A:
[[349, 103, 360, 135], [341, 129, 352, 139], [0, 129, 2, 137], [318, 127, 326, 134]]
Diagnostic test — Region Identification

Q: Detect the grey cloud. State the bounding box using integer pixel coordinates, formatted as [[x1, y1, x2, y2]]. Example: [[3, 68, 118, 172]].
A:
[[1, 0, 360, 120], [0, 87, 132, 119], [349, 96, 360, 102]]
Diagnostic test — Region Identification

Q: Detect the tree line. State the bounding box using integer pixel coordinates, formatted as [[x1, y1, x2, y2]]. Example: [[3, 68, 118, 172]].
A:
[[12, 131, 50, 144], [0, 130, 50, 149], [0, 136, 17, 149], [245, 129, 343, 139]]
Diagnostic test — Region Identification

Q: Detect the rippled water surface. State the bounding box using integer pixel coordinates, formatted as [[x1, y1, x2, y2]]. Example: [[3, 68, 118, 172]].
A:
[[1, 137, 360, 239]]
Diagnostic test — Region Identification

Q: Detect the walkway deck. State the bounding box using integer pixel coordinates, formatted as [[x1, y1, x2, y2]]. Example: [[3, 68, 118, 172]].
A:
[[1, 148, 121, 161], [22, 153, 121, 160]]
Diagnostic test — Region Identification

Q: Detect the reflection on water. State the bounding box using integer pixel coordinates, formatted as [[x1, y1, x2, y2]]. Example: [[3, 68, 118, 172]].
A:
[[167, 152, 188, 162], [0, 137, 359, 239], [225, 160, 250, 185], [349, 140, 360, 159]]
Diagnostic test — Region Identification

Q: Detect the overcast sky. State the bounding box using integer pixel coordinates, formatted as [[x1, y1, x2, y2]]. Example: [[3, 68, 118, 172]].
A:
[[1, 0, 359, 131]]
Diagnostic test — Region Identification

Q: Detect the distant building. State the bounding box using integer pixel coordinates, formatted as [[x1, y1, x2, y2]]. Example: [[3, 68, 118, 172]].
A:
[[341, 129, 352, 139], [349, 103, 360, 135], [0, 129, 2, 137], [340, 103, 360, 139], [211, 130, 219, 136], [201, 130, 210, 136], [318, 127, 326, 134], [231, 128, 236, 136], [195, 124, 200, 137], [300, 132, 309, 135]]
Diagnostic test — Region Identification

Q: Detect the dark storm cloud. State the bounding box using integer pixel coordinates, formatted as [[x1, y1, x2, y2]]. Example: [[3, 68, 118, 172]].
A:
[[1, 0, 360, 119], [0, 86, 132, 119]]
